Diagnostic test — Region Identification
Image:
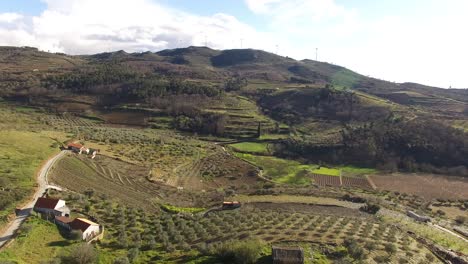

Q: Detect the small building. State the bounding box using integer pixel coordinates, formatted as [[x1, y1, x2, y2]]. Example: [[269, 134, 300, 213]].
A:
[[407, 211, 431, 223], [272, 246, 305, 264], [222, 201, 241, 210], [70, 218, 101, 241], [33, 197, 70, 217], [67, 143, 88, 154]]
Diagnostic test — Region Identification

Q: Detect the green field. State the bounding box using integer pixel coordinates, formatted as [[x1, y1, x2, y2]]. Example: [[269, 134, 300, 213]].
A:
[[161, 204, 206, 214], [0, 130, 59, 222], [229, 142, 269, 154], [0, 216, 73, 263], [234, 153, 339, 184]]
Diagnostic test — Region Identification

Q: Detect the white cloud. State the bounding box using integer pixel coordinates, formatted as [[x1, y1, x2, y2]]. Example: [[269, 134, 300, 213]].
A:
[[0, 0, 274, 54], [0, 12, 23, 23], [244, 0, 468, 88]]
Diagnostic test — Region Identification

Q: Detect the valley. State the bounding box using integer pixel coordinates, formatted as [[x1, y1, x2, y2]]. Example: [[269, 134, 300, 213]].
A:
[[0, 46, 466, 263]]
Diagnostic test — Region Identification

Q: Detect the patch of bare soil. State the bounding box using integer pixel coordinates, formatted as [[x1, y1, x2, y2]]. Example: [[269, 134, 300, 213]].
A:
[[371, 173, 468, 200]]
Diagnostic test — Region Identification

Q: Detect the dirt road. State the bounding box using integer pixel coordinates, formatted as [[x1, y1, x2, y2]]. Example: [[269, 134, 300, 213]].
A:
[[0, 150, 67, 249]]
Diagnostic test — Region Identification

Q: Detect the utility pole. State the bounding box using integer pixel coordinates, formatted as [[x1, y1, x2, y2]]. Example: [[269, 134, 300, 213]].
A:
[[316, 47, 318, 61], [240, 38, 243, 49], [275, 44, 279, 54], [204, 35, 208, 47]]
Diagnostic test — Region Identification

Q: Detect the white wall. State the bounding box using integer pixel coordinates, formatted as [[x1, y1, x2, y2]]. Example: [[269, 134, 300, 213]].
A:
[[83, 225, 100, 240], [54, 200, 66, 210]]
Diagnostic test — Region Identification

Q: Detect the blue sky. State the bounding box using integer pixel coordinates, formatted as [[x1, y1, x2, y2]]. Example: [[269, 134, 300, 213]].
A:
[[0, 0, 45, 15], [0, 0, 467, 88]]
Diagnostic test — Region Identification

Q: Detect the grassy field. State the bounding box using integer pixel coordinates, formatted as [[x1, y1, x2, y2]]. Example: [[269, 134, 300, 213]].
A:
[[161, 204, 206, 214], [0, 130, 60, 222], [234, 153, 342, 184], [229, 142, 269, 154], [0, 216, 73, 263]]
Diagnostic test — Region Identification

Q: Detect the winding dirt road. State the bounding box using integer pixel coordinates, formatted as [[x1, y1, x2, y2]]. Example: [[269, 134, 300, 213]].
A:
[[0, 150, 67, 249]]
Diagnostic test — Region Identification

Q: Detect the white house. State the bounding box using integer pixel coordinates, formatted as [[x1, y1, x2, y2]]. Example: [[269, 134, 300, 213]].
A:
[[33, 197, 70, 217], [69, 218, 100, 241]]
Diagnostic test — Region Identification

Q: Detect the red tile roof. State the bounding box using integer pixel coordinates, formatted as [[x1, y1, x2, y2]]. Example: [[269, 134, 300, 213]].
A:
[[68, 143, 83, 149], [70, 218, 98, 232], [223, 201, 240, 205], [34, 197, 60, 209], [55, 216, 73, 223]]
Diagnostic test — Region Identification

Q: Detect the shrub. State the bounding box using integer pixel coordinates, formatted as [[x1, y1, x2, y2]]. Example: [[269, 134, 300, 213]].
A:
[[455, 216, 466, 225], [113, 257, 130, 264], [215, 239, 264, 264], [61, 243, 98, 264], [69, 230, 83, 241], [127, 248, 139, 263], [344, 239, 364, 260], [385, 243, 397, 255], [360, 203, 381, 214]]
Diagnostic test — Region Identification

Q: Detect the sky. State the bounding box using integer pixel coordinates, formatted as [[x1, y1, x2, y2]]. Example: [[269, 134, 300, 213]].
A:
[[0, 0, 467, 88]]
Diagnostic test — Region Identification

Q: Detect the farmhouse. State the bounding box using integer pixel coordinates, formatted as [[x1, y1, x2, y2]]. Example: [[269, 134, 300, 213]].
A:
[[272, 246, 305, 264], [70, 218, 100, 241], [67, 143, 89, 154], [33, 197, 70, 217], [55, 216, 100, 241]]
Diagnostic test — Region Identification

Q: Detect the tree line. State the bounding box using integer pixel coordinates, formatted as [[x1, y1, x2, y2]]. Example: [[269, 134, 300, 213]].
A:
[[278, 118, 468, 176]]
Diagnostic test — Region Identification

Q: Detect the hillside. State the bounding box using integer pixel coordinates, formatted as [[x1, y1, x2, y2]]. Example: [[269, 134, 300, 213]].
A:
[[0, 45, 466, 174], [0, 46, 468, 264]]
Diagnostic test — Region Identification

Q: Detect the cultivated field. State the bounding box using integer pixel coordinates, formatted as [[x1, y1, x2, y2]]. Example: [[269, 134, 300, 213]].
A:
[[49, 154, 218, 210], [371, 173, 468, 200], [69, 194, 441, 264], [169, 151, 259, 190]]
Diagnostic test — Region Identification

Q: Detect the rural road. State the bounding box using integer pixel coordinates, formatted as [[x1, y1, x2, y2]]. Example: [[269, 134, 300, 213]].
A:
[[0, 150, 67, 249]]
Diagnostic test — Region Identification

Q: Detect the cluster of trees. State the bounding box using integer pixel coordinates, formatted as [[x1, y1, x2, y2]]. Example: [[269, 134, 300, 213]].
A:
[[260, 86, 389, 124], [42, 64, 222, 103], [149, 94, 228, 135], [279, 118, 468, 176], [224, 76, 248, 91], [173, 113, 227, 135]]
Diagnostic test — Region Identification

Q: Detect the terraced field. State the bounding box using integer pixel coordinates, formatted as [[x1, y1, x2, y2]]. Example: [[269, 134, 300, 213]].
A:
[[168, 150, 259, 190], [49, 154, 214, 209], [205, 95, 288, 138], [41, 114, 102, 128]]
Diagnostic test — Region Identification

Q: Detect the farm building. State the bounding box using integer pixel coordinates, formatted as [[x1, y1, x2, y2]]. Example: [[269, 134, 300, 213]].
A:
[[407, 211, 431, 223], [67, 143, 89, 154], [55, 216, 100, 241], [272, 246, 304, 264], [70, 218, 101, 241], [222, 201, 241, 210], [33, 197, 70, 217]]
